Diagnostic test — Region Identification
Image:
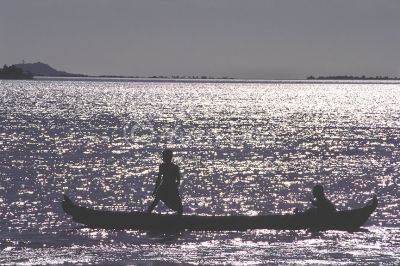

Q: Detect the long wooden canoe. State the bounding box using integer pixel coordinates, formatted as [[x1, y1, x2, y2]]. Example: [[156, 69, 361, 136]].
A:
[[62, 195, 377, 231]]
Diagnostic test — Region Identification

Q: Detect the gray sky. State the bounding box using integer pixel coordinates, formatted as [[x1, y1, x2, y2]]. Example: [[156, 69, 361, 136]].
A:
[[1, 0, 400, 79]]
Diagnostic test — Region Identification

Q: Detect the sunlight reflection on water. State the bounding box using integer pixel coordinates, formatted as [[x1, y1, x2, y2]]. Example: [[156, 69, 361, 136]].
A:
[[0, 79, 399, 265]]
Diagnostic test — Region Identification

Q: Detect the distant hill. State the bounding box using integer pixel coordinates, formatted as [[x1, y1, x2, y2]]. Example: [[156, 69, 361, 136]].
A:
[[14, 62, 87, 77]]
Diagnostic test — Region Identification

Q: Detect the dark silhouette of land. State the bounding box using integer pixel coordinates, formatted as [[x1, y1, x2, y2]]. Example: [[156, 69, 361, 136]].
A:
[[307, 75, 400, 80], [14, 62, 87, 77], [5, 61, 231, 79], [6, 61, 231, 79], [99, 74, 232, 79], [4, 61, 400, 81], [0, 64, 33, 79]]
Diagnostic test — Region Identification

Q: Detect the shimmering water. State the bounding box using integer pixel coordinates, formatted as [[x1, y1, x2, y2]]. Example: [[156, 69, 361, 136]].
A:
[[0, 79, 399, 265]]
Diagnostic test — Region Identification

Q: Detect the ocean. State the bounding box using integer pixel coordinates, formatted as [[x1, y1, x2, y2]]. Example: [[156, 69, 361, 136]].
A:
[[0, 79, 399, 265]]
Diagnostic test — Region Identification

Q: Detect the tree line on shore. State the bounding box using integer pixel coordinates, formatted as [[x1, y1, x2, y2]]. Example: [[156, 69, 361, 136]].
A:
[[0, 65, 33, 79]]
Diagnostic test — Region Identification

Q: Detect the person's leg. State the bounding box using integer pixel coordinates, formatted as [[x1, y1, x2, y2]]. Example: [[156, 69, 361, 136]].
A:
[[176, 206, 183, 215], [176, 197, 183, 215], [165, 195, 183, 215], [146, 198, 160, 213]]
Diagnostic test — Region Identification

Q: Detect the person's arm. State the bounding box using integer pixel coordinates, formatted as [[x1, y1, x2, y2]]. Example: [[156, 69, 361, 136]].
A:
[[152, 165, 162, 196], [176, 166, 181, 186], [310, 199, 318, 207]]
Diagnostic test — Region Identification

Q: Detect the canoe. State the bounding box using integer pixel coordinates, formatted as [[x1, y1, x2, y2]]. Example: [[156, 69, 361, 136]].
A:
[[62, 195, 377, 231]]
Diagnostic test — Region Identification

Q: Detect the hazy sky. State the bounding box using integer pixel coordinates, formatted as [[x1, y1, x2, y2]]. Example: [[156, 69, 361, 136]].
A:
[[1, 0, 400, 79]]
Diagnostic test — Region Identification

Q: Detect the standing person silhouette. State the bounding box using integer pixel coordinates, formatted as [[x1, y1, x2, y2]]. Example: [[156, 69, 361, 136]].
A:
[[147, 149, 183, 215]]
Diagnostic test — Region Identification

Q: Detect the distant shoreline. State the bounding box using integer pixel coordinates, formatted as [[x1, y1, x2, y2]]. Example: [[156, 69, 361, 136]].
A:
[[3, 75, 400, 84], [2, 62, 400, 82], [307, 75, 400, 81], [33, 76, 400, 85]]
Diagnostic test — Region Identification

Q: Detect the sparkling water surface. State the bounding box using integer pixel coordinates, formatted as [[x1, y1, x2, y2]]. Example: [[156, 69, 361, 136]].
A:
[[0, 79, 399, 265]]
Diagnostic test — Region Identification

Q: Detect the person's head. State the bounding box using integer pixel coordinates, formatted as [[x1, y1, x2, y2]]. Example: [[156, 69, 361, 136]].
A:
[[312, 185, 325, 199], [162, 149, 173, 163]]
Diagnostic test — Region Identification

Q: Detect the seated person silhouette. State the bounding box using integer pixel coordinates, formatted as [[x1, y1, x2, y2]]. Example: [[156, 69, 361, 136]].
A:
[[309, 184, 336, 213], [147, 149, 183, 215]]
